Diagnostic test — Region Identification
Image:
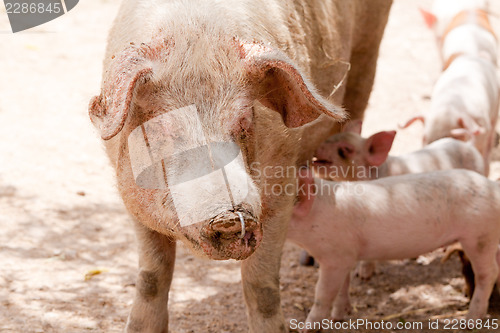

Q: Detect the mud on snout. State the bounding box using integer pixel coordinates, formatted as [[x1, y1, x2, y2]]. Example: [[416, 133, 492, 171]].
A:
[[180, 209, 262, 260]]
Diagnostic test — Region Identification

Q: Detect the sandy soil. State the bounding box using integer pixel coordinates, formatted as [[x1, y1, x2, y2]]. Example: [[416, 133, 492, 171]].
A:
[[0, 0, 500, 332]]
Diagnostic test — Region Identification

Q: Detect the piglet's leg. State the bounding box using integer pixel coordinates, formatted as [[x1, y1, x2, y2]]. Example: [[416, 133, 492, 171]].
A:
[[462, 239, 499, 320], [331, 274, 353, 320], [305, 263, 353, 328], [126, 221, 176, 333]]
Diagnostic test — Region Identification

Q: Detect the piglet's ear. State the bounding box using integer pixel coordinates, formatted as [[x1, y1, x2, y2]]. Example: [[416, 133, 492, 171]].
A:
[[241, 42, 346, 128], [419, 8, 437, 28], [365, 131, 396, 166], [89, 46, 154, 140]]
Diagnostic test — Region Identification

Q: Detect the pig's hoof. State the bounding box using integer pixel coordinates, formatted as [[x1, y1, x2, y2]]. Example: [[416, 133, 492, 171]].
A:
[[299, 251, 316, 266]]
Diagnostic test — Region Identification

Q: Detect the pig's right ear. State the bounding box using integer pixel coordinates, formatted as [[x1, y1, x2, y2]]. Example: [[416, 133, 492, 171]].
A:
[[241, 42, 346, 128], [89, 47, 154, 140], [365, 131, 396, 166]]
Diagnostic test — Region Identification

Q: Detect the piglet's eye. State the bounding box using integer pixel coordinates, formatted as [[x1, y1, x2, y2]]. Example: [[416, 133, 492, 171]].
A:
[[337, 147, 353, 160]]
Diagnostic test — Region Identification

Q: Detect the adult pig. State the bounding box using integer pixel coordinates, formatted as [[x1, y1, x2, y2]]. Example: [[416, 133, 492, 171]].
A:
[[88, 0, 392, 332]]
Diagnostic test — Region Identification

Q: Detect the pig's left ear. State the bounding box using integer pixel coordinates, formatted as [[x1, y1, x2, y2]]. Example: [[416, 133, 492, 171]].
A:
[[89, 46, 154, 140], [365, 131, 396, 166], [241, 42, 346, 128]]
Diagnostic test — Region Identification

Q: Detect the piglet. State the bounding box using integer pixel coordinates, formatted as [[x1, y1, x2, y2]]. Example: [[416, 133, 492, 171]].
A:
[[314, 121, 485, 181], [311, 123, 485, 279], [420, 0, 497, 66], [288, 168, 500, 330]]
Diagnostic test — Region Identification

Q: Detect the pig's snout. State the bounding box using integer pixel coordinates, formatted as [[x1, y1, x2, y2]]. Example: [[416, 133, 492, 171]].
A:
[[210, 217, 245, 238], [199, 210, 262, 260]]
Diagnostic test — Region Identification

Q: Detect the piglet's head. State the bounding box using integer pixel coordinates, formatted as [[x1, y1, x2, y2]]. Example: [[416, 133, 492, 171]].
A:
[[313, 120, 395, 181], [89, 36, 344, 260]]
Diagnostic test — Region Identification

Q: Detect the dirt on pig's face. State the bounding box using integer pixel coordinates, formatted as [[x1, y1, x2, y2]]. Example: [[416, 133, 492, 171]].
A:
[[89, 33, 344, 260], [114, 72, 265, 261]]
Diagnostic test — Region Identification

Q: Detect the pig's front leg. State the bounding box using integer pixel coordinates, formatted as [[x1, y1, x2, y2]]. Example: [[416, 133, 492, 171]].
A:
[[305, 263, 353, 331], [241, 210, 289, 333], [125, 221, 176, 333], [462, 240, 499, 320]]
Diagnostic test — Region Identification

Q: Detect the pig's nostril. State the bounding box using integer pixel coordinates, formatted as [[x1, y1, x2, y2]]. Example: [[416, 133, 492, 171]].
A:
[[207, 211, 257, 239], [210, 219, 241, 237]]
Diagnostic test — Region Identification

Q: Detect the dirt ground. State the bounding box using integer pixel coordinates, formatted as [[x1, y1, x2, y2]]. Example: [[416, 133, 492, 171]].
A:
[[1, 0, 500, 332]]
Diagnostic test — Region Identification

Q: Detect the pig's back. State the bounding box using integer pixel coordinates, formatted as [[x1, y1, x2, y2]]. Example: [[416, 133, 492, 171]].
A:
[[431, 56, 499, 121]]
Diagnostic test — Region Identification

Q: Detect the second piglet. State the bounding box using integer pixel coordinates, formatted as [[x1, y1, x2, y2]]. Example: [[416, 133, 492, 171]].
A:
[[401, 55, 499, 175], [288, 168, 500, 331]]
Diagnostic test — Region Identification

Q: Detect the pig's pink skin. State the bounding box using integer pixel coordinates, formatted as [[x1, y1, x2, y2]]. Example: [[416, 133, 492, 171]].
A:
[[89, 0, 393, 332], [288, 170, 500, 329]]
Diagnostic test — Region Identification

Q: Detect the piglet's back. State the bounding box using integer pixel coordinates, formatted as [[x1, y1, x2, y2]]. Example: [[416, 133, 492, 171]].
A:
[[326, 169, 500, 228], [384, 138, 485, 177]]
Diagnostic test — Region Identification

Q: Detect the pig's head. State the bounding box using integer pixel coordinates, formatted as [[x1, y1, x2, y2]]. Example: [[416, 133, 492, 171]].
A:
[[313, 120, 395, 180], [89, 35, 344, 260]]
